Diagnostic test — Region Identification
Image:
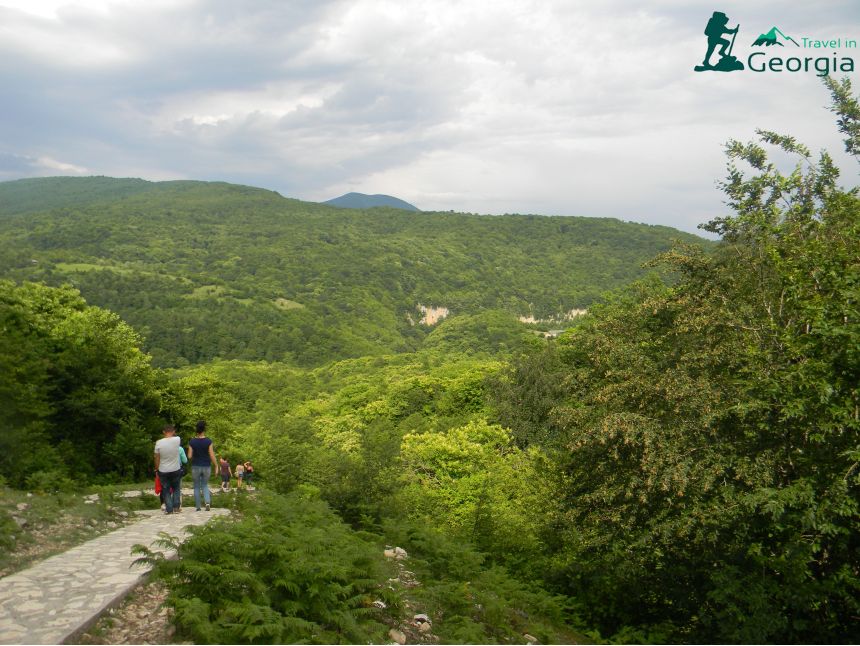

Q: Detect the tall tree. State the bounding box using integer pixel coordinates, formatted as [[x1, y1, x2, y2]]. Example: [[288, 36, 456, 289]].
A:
[[0, 281, 164, 485], [496, 78, 859, 642]]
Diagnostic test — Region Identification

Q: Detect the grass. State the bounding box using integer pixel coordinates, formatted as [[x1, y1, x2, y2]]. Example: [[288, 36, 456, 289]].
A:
[[274, 297, 305, 310], [186, 284, 228, 299], [0, 476, 246, 578], [0, 484, 160, 577]]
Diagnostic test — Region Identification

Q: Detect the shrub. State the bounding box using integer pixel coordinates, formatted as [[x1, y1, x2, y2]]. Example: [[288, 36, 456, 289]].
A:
[[381, 519, 587, 644], [143, 490, 397, 644], [24, 469, 75, 493]]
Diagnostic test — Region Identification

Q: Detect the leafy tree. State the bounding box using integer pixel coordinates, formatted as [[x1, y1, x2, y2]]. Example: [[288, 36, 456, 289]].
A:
[[399, 420, 561, 569], [422, 310, 540, 356], [0, 281, 164, 485], [0, 280, 55, 479], [495, 78, 860, 642], [161, 368, 242, 449]]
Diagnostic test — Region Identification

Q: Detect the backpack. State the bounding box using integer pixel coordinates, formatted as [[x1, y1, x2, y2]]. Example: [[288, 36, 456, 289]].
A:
[[704, 13, 728, 37]]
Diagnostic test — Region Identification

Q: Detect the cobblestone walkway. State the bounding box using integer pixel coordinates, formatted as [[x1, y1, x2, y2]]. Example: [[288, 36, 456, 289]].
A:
[[0, 508, 229, 645]]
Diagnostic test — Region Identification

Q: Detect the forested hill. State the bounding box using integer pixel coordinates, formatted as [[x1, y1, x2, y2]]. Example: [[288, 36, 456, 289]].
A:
[[0, 176, 158, 216], [0, 176, 708, 367], [324, 192, 420, 211]]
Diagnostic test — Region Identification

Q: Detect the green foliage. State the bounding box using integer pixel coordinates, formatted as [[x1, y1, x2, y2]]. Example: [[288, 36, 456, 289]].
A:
[[0, 176, 155, 217], [161, 368, 243, 449], [237, 352, 504, 520], [487, 341, 569, 448], [147, 490, 394, 644], [24, 470, 75, 493], [0, 281, 165, 487], [381, 520, 586, 644], [399, 420, 561, 569], [824, 76, 860, 157], [0, 177, 706, 367], [422, 310, 540, 356], [494, 78, 860, 642]]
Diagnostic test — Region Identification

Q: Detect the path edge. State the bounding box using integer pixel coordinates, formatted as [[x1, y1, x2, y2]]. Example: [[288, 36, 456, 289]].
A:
[[59, 570, 155, 645]]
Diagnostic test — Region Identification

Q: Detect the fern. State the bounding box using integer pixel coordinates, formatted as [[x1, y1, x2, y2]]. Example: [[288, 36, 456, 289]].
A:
[[148, 490, 391, 644]]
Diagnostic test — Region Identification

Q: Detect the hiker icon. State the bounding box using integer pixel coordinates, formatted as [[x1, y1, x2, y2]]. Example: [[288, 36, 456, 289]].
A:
[[695, 11, 744, 72]]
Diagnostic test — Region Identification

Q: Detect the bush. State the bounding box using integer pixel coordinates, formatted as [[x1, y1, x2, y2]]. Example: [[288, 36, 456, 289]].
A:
[[381, 519, 586, 644], [144, 490, 398, 644], [25, 469, 75, 493]]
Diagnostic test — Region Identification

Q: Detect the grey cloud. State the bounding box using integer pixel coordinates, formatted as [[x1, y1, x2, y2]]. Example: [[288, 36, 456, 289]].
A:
[[0, 151, 87, 181], [0, 0, 856, 235], [0, 152, 41, 176]]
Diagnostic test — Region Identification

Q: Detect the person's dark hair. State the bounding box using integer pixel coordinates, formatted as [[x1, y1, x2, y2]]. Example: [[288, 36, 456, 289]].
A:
[[162, 424, 176, 434], [196, 420, 206, 435]]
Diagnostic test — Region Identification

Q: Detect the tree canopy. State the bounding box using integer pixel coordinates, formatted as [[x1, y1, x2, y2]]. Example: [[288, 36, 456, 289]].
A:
[[0, 178, 706, 367]]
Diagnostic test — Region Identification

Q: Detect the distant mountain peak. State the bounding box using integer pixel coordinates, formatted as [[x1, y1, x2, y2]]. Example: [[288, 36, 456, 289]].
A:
[[323, 192, 419, 211]]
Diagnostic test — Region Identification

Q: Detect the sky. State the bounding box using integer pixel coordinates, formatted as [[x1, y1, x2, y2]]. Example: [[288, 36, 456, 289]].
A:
[[0, 0, 857, 234]]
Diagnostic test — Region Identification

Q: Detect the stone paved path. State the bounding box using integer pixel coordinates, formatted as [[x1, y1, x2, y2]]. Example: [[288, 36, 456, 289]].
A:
[[0, 508, 229, 645]]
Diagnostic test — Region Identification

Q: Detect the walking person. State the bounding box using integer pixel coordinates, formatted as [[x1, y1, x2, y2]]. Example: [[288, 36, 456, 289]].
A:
[[162, 444, 187, 511], [154, 425, 182, 514], [235, 461, 245, 490], [219, 456, 232, 491], [176, 444, 188, 512], [162, 444, 188, 512], [243, 461, 254, 490], [187, 420, 217, 511]]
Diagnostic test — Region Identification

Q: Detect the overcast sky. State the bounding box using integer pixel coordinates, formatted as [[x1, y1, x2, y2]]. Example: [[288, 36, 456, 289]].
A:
[[0, 0, 857, 233]]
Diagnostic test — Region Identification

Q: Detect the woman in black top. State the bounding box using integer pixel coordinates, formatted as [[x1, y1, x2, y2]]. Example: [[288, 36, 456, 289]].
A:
[[187, 420, 217, 511]]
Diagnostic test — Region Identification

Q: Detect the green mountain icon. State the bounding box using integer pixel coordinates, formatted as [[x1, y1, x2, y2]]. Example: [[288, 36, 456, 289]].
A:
[[753, 26, 799, 47]]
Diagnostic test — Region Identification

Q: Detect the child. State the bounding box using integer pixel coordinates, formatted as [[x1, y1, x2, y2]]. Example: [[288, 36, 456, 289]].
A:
[[219, 456, 232, 491]]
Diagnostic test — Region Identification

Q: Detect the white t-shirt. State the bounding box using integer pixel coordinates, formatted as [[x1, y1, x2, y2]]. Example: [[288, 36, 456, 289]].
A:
[[155, 435, 181, 473]]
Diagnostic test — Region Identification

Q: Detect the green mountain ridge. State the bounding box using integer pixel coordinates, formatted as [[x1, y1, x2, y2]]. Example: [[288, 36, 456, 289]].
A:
[[0, 176, 709, 367], [0, 176, 287, 216]]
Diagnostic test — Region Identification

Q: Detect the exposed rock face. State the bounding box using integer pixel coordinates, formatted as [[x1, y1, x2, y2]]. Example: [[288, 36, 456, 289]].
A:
[[417, 305, 449, 326], [384, 546, 409, 560], [518, 308, 587, 324]]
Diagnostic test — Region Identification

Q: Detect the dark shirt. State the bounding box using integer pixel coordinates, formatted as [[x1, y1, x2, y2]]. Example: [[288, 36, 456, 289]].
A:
[[189, 437, 213, 467]]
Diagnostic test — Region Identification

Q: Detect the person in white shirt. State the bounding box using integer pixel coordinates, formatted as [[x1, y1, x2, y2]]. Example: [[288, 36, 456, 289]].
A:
[[154, 425, 182, 514]]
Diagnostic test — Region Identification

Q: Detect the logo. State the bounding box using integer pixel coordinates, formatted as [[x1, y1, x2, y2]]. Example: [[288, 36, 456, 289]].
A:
[[695, 11, 744, 72], [752, 27, 800, 47], [694, 11, 856, 76]]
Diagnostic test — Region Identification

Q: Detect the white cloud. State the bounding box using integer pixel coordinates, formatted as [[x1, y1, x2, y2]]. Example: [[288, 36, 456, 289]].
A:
[[0, 151, 88, 180], [36, 155, 89, 173], [0, 0, 857, 233]]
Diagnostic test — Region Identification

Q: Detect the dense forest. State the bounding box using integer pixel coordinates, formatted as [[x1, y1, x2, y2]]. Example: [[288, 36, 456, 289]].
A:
[[0, 177, 704, 367], [0, 77, 858, 643]]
